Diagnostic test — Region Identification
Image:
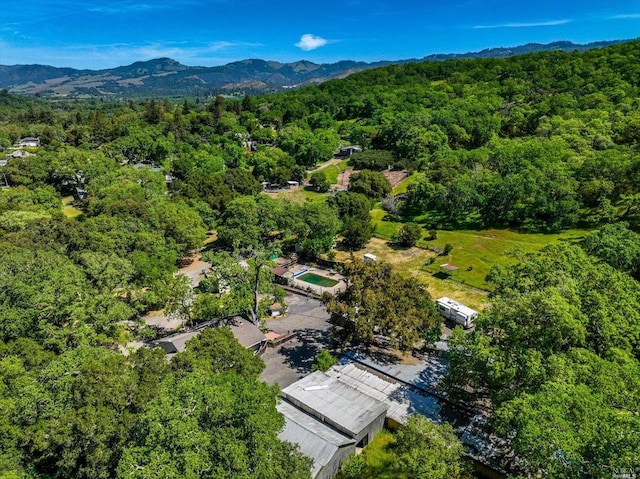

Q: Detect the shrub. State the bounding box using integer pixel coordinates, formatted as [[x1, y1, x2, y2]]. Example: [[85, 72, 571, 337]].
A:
[[340, 453, 366, 479], [311, 349, 337, 372], [309, 170, 330, 192], [392, 223, 422, 247]]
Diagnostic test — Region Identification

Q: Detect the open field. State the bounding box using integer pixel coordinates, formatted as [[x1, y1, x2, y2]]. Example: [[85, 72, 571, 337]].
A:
[[391, 173, 416, 195], [333, 238, 489, 311], [61, 196, 83, 218], [366, 209, 592, 293], [418, 228, 591, 290], [263, 187, 326, 202]]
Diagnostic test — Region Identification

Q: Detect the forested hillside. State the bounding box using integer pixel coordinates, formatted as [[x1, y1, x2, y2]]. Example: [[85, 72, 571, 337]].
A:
[[262, 40, 640, 232], [0, 40, 639, 478]]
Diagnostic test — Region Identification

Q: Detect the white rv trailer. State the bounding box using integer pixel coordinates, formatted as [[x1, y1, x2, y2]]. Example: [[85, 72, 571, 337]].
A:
[[435, 297, 478, 329]]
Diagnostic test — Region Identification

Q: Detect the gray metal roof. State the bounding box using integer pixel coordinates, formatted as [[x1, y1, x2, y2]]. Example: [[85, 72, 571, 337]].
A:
[[281, 370, 388, 438], [326, 363, 442, 425], [277, 401, 354, 477]]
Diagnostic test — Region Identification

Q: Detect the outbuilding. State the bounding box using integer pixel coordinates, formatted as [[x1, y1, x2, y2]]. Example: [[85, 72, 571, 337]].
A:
[[281, 369, 387, 447], [17, 137, 40, 148], [157, 315, 266, 354], [277, 401, 355, 479], [337, 146, 362, 157]]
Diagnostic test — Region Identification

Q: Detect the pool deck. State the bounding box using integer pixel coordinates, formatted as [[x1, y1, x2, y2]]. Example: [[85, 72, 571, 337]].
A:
[[283, 264, 347, 296]]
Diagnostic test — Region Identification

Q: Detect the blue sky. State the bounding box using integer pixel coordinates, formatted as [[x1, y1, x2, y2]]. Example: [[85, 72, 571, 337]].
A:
[[1, 0, 639, 69]]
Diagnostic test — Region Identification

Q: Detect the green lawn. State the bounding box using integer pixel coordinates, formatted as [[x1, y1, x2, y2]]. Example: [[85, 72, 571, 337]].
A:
[[61, 196, 83, 219], [391, 173, 416, 196], [418, 228, 591, 290], [370, 209, 592, 291], [311, 159, 349, 185], [371, 209, 399, 239]]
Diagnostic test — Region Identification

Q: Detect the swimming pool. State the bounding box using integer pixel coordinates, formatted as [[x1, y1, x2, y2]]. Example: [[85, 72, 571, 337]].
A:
[[297, 272, 339, 288], [292, 268, 309, 279]]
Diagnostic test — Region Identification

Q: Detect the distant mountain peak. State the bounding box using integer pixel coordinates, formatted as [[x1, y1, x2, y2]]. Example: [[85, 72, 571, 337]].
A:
[[0, 39, 630, 98]]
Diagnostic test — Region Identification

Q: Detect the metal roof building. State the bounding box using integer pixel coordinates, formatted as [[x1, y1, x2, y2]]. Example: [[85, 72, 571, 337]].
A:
[[277, 401, 355, 479], [325, 363, 442, 427], [281, 369, 387, 444]]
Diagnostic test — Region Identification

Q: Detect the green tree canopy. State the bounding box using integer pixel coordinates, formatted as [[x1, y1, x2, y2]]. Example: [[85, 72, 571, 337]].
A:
[[324, 260, 440, 351], [444, 243, 640, 477], [348, 169, 392, 200]]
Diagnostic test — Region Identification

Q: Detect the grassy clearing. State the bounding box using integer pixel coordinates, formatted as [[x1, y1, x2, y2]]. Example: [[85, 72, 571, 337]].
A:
[[61, 196, 83, 219], [371, 209, 401, 240], [417, 228, 590, 290], [331, 212, 593, 309], [369, 209, 591, 292], [263, 187, 326, 202], [312, 159, 349, 185], [333, 237, 488, 310], [391, 173, 416, 196]]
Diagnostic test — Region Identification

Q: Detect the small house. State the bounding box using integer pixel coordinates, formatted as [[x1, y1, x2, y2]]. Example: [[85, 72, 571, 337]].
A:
[[9, 150, 34, 158], [337, 146, 362, 157], [157, 315, 267, 355], [18, 137, 40, 148]]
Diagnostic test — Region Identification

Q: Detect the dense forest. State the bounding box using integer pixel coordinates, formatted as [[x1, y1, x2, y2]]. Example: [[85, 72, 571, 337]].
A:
[[1, 40, 639, 478]]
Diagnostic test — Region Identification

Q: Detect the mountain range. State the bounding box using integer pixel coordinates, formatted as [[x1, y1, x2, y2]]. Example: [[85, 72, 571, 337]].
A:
[[0, 40, 628, 98]]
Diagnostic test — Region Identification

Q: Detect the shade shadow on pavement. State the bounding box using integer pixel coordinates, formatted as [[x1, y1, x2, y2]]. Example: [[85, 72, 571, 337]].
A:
[[278, 329, 333, 374]]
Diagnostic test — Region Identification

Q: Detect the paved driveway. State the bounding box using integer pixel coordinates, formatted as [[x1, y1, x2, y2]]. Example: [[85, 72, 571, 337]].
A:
[[259, 293, 333, 388]]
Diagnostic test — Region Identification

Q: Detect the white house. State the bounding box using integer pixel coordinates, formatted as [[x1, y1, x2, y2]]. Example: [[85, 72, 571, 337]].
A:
[[17, 137, 40, 148]]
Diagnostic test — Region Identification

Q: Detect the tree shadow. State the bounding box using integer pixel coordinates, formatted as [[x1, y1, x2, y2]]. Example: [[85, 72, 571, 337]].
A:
[[432, 271, 453, 280], [278, 328, 333, 374], [386, 242, 410, 251], [350, 343, 403, 366], [416, 356, 449, 393]]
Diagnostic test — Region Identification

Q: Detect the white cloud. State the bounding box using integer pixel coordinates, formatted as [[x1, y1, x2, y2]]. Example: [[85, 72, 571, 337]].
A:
[[473, 19, 571, 29], [295, 34, 328, 51], [611, 13, 640, 19]]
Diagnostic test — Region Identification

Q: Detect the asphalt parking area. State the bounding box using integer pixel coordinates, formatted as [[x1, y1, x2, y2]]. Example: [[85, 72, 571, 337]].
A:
[[259, 293, 333, 388]]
